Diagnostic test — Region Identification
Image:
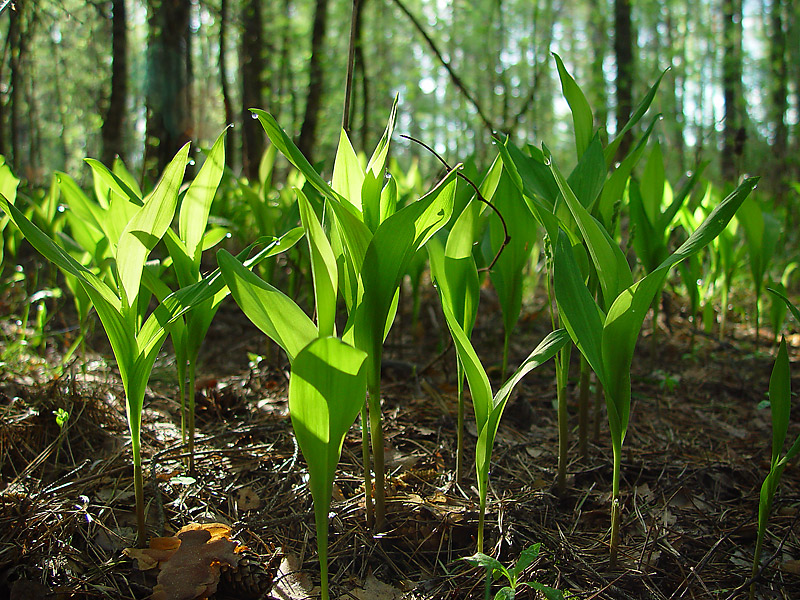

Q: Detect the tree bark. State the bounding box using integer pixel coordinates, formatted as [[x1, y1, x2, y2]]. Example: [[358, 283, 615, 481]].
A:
[[297, 0, 330, 162], [721, 0, 744, 182], [102, 0, 128, 166], [8, 0, 27, 171], [240, 0, 265, 180], [589, 0, 608, 139], [614, 0, 634, 158], [145, 0, 193, 181], [769, 0, 788, 199]]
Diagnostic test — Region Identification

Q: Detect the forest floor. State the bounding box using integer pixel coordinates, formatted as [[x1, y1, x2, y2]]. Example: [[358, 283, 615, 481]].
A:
[[1, 280, 799, 600]]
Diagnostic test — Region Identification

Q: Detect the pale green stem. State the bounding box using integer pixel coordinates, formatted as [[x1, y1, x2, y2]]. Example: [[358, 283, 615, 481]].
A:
[[593, 379, 603, 443], [187, 360, 197, 474], [477, 486, 487, 553], [719, 282, 730, 341], [132, 433, 147, 547], [754, 295, 760, 346], [178, 373, 187, 445], [555, 343, 571, 495], [650, 296, 660, 356], [501, 329, 510, 381], [316, 505, 330, 600], [578, 355, 590, 461], [455, 359, 465, 482], [361, 403, 373, 528], [610, 444, 622, 567], [368, 379, 386, 530]]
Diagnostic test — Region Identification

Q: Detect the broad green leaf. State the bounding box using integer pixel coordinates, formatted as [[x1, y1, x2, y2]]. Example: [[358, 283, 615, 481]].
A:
[[117, 144, 189, 307], [289, 336, 367, 600], [0, 156, 20, 203], [252, 109, 347, 207], [365, 95, 398, 178], [553, 231, 606, 385], [349, 169, 458, 370], [85, 157, 142, 207], [548, 150, 633, 307], [217, 248, 317, 363], [640, 140, 665, 224], [566, 134, 606, 211], [464, 553, 510, 581], [509, 544, 541, 579], [605, 69, 667, 164], [331, 128, 365, 212], [180, 131, 226, 263], [297, 187, 338, 337], [554, 53, 594, 159], [769, 337, 790, 464]]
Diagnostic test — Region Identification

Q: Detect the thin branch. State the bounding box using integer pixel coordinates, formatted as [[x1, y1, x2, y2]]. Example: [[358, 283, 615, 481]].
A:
[[342, 0, 360, 134], [389, 0, 497, 138], [401, 134, 510, 272]]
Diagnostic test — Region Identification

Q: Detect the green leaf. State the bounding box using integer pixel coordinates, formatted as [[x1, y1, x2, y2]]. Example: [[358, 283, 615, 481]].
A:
[[605, 69, 667, 164], [553, 231, 606, 386], [553, 53, 594, 159], [464, 553, 510, 581], [85, 157, 142, 207], [217, 248, 318, 363], [289, 336, 367, 600], [180, 131, 226, 264], [297, 188, 338, 337], [331, 128, 365, 213], [509, 543, 541, 579], [769, 337, 791, 464], [116, 143, 189, 307], [549, 152, 632, 309]]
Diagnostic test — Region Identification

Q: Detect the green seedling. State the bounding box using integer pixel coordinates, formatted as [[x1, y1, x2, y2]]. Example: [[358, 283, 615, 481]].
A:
[[438, 288, 568, 551], [289, 336, 368, 600], [464, 544, 565, 600], [751, 290, 800, 598], [0, 156, 20, 276], [427, 197, 481, 481], [737, 197, 780, 345], [148, 132, 228, 472], [251, 101, 458, 529], [551, 155, 758, 564], [629, 141, 704, 345], [0, 146, 191, 545]]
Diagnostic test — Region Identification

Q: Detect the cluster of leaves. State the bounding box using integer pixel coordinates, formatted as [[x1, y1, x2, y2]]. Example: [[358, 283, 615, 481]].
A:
[[1, 50, 797, 599]]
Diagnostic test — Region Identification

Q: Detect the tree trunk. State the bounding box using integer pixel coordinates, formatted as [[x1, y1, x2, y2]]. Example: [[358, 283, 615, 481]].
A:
[[588, 0, 608, 138], [219, 0, 235, 168], [297, 0, 330, 163], [102, 0, 128, 166], [614, 0, 634, 158], [145, 0, 193, 182], [721, 0, 744, 182], [769, 0, 788, 200], [240, 0, 265, 180], [8, 0, 27, 171]]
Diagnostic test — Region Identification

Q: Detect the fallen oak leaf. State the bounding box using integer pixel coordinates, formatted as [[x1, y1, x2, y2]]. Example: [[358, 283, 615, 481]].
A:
[[126, 523, 243, 600], [153, 524, 242, 600], [124, 536, 182, 570]]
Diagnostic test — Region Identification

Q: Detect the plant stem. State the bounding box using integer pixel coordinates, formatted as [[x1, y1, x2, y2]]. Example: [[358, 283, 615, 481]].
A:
[[719, 283, 729, 341], [187, 361, 197, 475], [317, 507, 330, 600], [610, 445, 621, 567], [361, 403, 373, 528], [501, 330, 510, 381], [593, 375, 604, 443], [132, 435, 147, 547], [578, 354, 590, 460], [555, 343, 571, 495], [456, 360, 465, 482], [368, 380, 386, 529], [477, 490, 486, 553]]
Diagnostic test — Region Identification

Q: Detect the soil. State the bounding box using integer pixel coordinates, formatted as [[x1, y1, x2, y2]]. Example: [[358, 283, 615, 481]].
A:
[[1, 279, 798, 600]]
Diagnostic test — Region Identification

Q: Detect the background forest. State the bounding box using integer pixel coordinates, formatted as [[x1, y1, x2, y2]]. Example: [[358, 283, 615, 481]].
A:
[[2, 0, 799, 198]]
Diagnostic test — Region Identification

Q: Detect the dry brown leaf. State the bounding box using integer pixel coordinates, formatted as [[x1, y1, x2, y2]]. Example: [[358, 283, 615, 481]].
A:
[[781, 559, 800, 575], [271, 553, 315, 600], [126, 523, 242, 600], [347, 574, 404, 600]]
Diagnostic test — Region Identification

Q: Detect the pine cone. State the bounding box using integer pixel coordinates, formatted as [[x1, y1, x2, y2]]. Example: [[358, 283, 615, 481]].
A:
[[216, 547, 282, 600]]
